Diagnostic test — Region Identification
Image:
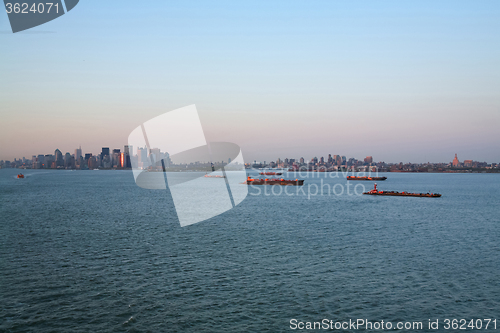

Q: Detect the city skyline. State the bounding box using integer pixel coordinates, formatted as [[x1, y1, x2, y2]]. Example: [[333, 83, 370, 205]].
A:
[[1, 142, 498, 170], [2, 139, 500, 165]]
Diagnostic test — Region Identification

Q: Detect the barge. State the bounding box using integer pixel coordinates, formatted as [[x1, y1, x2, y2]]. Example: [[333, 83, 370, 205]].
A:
[[245, 176, 304, 186], [347, 176, 387, 181], [363, 183, 441, 197]]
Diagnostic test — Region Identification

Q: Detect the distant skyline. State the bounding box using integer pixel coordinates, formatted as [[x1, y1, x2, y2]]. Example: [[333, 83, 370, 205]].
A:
[[1, 1, 499, 163], [2, 143, 497, 166]]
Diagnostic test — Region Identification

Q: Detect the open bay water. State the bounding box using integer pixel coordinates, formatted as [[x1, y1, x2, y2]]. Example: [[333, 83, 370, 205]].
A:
[[1, 169, 499, 332]]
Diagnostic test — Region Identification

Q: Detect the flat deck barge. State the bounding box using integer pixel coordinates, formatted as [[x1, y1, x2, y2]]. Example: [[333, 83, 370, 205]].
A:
[[347, 176, 387, 181], [363, 183, 441, 197], [245, 177, 304, 186]]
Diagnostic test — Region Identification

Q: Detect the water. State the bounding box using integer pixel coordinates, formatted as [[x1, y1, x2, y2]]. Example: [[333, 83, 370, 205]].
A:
[[1, 169, 499, 332]]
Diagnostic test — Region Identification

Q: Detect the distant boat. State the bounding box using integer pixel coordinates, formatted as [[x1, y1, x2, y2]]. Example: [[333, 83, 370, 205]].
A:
[[363, 183, 441, 197], [17, 173, 24, 179], [347, 176, 387, 181], [204, 174, 225, 178], [259, 172, 282, 176], [245, 176, 304, 186]]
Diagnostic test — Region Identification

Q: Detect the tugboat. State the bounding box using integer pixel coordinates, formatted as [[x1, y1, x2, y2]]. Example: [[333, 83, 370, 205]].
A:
[[347, 175, 387, 181], [204, 174, 225, 178], [245, 176, 304, 186], [17, 173, 24, 179], [363, 183, 441, 197], [259, 172, 283, 176]]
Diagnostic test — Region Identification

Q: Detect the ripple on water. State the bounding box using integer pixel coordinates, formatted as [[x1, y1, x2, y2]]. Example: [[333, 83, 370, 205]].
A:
[[0, 170, 499, 332]]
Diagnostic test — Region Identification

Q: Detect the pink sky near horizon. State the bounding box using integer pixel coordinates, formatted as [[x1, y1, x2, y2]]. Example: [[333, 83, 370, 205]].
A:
[[1, 1, 499, 163]]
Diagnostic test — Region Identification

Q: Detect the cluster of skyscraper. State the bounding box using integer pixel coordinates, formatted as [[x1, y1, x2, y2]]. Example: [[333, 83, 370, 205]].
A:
[[27, 146, 134, 169], [1, 151, 498, 172], [249, 154, 371, 170], [248, 154, 498, 172], [1, 146, 170, 170]]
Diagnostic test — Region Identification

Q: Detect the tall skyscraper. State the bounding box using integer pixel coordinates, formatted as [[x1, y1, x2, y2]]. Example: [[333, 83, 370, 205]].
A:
[[137, 147, 146, 161], [120, 153, 125, 168], [37, 154, 44, 163], [73, 146, 83, 169], [75, 146, 82, 160], [101, 147, 110, 159], [88, 156, 98, 169], [44, 154, 54, 169], [123, 145, 132, 168], [54, 149, 64, 167], [150, 148, 161, 164], [102, 154, 111, 168], [64, 152, 72, 168], [163, 152, 171, 168], [452, 153, 460, 167], [112, 149, 121, 167]]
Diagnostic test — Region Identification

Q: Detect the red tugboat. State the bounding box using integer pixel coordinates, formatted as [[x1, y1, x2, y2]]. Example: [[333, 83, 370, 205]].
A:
[[363, 183, 441, 197], [17, 173, 24, 179], [347, 176, 387, 181], [245, 176, 304, 186], [259, 172, 283, 176]]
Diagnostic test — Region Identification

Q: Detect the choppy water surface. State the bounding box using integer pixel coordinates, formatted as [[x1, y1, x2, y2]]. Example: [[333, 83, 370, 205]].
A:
[[1, 169, 499, 332]]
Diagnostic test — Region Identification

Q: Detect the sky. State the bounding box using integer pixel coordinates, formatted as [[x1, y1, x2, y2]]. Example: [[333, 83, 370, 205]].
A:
[[1, 0, 499, 163]]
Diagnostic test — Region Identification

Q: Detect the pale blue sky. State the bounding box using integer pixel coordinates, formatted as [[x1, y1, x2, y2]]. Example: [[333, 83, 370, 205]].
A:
[[1, 1, 499, 163]]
